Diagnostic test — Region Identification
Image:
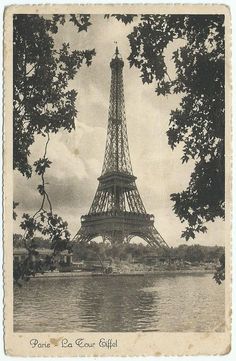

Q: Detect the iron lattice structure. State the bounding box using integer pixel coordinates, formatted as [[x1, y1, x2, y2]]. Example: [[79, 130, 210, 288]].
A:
[[75, 47, 169, 248]]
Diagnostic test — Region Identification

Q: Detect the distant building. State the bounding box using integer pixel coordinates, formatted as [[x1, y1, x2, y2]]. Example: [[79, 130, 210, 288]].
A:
[[13, 248, 72, 266]]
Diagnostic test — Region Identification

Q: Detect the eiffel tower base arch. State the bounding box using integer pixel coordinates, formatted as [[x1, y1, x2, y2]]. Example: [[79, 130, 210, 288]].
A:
[[75, 213, 168, 249]]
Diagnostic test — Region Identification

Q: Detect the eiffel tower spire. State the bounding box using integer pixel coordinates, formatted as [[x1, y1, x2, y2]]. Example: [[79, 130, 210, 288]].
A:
[[102, 46, 132, 175], [75, 48, 169, 248]]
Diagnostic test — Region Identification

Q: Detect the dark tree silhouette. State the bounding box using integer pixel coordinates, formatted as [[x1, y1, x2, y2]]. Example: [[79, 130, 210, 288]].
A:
[[213, 253, 225, 284], [14, 14, 95, 177], [111, 14, 225, 241], [13, 14, 95, 282]]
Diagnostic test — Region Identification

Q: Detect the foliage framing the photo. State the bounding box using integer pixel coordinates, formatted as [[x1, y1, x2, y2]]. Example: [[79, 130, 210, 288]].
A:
[[13, 14, 95, 282], [13, 14, 95, 177], [111, 14, 225, 242]]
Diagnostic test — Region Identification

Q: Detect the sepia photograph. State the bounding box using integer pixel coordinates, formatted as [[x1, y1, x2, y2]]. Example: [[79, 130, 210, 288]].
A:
[[3, 4, 231, 356]]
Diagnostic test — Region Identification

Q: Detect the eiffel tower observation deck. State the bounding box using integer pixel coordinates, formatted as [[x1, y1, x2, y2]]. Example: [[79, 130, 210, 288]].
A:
[[75, 47, 168, 248]]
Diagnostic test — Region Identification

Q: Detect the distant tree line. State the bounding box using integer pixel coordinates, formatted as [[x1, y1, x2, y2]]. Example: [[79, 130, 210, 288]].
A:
[[14, 234, 224, 264], [13, 234, 52, 249], [72, 242, 224, 265], [13, 234, 225, 284]]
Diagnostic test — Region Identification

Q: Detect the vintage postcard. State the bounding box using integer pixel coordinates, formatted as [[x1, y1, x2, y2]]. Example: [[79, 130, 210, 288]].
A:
[[3, 3, 231, 356]]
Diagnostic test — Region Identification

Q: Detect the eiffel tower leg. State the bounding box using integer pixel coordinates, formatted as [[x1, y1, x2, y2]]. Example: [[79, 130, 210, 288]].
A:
[[146, 226, 169, 249], [110, 230, 123, 244], [127, 234, 154, 248], [74, 226, 98, 244], [126, 226, 169, 249]]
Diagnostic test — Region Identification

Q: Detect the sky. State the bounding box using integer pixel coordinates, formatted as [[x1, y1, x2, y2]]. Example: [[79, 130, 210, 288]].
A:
[[13, 14, 225, 247]]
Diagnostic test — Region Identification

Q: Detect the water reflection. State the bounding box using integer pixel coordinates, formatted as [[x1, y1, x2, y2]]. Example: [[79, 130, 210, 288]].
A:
[[64, 276, 157, 331], [14, 273, 225, 332]]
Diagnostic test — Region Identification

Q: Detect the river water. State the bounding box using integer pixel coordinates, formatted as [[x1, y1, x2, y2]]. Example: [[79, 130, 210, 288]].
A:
[[14, 272, 225, 332]]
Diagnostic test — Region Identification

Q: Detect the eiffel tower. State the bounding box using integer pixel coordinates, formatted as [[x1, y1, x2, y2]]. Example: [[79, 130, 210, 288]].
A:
[[75, 47, 168, 248]]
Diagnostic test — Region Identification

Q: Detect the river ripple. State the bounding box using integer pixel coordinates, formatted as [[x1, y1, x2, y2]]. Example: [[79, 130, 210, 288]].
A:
[[14, 272, 225, 332]]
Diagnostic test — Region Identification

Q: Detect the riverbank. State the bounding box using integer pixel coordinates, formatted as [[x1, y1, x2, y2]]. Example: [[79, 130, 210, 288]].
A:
[[30, 268, 215, 279]]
